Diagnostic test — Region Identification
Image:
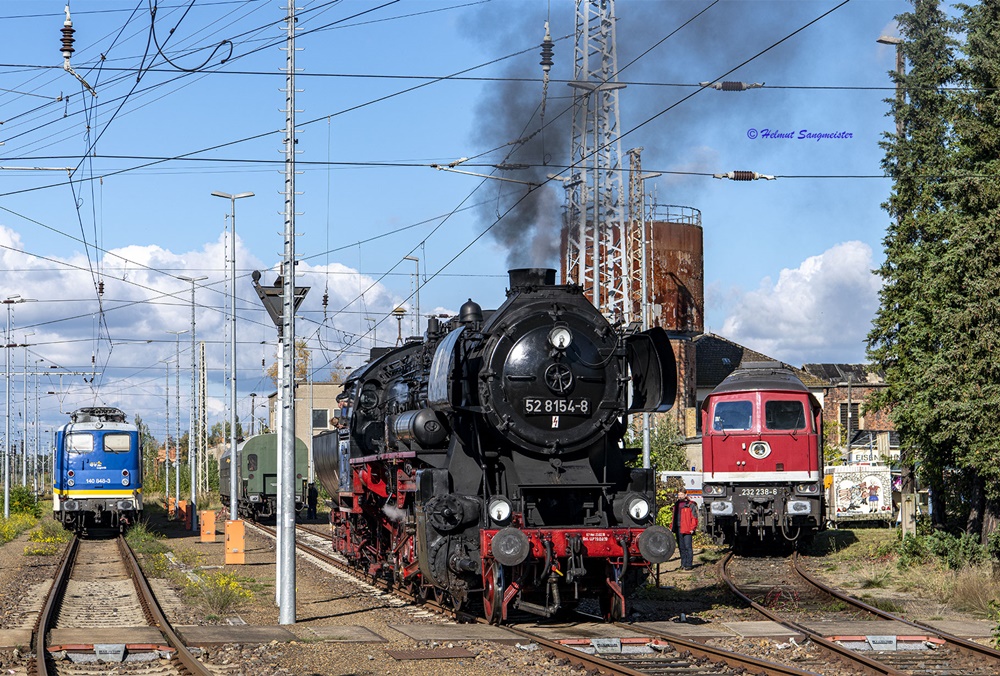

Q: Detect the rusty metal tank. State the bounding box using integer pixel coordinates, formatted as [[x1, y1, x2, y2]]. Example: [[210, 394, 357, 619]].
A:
[[647, 206, 704, 337]]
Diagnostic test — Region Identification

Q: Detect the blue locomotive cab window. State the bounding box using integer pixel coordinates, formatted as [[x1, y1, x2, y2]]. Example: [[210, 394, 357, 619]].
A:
[[765, 400, 807, 431], [103, 433, 132, 453], [247, 454, 258, 471], [66, 433, 94, 454], [713, 401, 753, 431]]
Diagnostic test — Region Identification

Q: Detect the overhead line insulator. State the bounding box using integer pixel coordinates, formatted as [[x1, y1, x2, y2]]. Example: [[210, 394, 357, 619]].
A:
[[540, 22, 554, 73], [700, 81, 765, 91], [713, 171, 776, 181]]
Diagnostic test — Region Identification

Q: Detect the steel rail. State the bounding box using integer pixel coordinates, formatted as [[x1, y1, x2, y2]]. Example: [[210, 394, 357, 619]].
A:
[[30, 534, 78, 676], [613, 621, 818, 676], [118, 535, 214, 676], [792, 552, 1000, 664], [721, 551, 906, 676], [260, 522, 827, 676]]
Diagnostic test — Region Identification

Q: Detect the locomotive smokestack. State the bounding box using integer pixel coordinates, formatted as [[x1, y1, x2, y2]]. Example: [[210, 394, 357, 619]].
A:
[[508, 268, 556, 292]]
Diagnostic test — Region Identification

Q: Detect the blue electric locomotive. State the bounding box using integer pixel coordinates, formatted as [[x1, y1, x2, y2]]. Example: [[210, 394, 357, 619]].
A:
[[53, 407, 143, 532]]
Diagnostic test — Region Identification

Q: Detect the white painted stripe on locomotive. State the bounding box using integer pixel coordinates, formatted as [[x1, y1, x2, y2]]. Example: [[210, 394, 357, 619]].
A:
[[704, 471, 820, 482]]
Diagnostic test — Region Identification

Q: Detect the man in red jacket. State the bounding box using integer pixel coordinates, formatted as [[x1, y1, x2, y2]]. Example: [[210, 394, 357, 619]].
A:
[[671, 489, 699, 570]]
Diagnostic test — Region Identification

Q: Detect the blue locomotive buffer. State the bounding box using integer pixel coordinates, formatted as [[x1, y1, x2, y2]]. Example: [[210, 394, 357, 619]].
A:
[[53, 407, 143, 530]]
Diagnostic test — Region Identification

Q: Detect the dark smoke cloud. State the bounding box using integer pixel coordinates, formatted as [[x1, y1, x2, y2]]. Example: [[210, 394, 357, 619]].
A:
[[461, 1, 835, 265], [461, 2, 575, 270]]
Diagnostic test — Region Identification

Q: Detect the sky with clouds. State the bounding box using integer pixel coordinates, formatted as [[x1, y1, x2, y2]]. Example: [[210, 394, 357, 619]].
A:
[[0, 0, 913, 442]]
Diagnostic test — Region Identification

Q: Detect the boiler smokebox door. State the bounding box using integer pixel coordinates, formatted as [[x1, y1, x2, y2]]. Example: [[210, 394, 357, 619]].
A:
[[626, 326, 677, 413]]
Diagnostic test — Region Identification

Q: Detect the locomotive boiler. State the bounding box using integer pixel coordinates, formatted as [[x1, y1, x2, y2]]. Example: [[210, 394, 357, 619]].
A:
[[701, 362, 825, 550], [313, 268, 677, 623]]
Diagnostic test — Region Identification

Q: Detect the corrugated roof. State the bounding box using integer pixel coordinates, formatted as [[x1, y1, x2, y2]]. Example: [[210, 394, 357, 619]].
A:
[[801, 363, 885, 385], [693, 333, 825, 388]]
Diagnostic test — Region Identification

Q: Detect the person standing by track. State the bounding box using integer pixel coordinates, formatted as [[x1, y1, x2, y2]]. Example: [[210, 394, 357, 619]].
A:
[[672, 489, 699, 570], [307, 483, 318, 520]]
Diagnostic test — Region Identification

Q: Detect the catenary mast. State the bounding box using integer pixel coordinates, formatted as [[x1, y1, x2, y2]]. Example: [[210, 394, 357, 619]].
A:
[[565, 0, 629, 322]]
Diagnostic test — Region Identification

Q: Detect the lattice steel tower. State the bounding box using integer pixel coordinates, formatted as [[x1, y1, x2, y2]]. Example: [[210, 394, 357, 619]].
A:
[[564, 0, 629, 321]]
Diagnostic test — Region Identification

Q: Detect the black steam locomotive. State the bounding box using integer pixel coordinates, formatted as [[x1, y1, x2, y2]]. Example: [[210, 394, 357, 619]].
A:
[[313, 269, 677, 622]]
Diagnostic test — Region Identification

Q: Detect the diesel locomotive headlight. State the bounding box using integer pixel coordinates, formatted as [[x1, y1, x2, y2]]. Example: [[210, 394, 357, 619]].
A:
[[487, 496, 513, 526], [796, 483, 820, 495], [748, 441, 771, 459], [703, 484, 726, 496], [67, 479, 75, 487], [626, 495, 651, 522], [122, 478, 130, 486], [547, 325, 573, 350]]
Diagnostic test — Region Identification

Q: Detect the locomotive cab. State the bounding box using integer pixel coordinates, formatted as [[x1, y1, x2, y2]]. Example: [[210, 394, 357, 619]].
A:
[[701, 362, 824, 549], [53, 407, 142, 532]]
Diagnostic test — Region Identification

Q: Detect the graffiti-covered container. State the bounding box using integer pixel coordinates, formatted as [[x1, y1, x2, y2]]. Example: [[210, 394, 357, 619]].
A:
[[824, 464, 894, 525]]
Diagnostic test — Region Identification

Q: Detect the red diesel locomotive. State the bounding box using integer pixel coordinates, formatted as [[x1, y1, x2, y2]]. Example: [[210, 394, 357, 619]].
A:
[[701, 362, 825, 549]]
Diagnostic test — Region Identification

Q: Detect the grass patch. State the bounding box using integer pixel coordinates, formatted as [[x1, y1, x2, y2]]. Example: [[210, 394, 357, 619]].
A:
[[23, 520, 71, 556], [859, 564, 893, 589], [860, 594, 906, 614], [948, 568, 1000, 616], [0, 514, 38, 544], [125, 521, 168, 555], [185, 571, 260, 616]]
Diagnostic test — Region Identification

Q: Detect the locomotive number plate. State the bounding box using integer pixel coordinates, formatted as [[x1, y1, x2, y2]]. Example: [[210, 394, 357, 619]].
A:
[[523, 398, 591, 416], [738, 487, 778, 496]]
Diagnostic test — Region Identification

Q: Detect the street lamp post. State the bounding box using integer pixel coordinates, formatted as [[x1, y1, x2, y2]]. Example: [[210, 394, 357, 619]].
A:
[[211, 190, 254, 519], [877, 33, 916, 536], [167, 330, 188, 517], [877, 35, 904, 141], [21, 333, 33, 486], [403, 255, 420, 336], [163, 358, 171, 515], [3, 296, 35, 519], [178, 275, 207, 532]]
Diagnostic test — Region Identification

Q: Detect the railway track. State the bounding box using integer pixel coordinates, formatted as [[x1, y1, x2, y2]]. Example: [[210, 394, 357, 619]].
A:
[[253, 521, 816, 676], [722, 551, 1000, 675], [29, 534, 214, 676]]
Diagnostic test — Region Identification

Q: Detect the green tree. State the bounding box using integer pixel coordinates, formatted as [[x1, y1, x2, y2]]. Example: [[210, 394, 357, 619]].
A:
[[266, 339, 311, 387], [937, 0, 1000, 539], [135, 414, 161, 491], [627, 418, 688, 474], [867, 0, 957, 525], [208, 418, 243, 446]]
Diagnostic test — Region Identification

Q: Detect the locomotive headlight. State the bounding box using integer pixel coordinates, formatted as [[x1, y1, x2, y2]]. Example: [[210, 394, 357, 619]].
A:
[[795, 483, 820, 495], [703, 484, 726, 496], [487, 496, 513, 526], [122, 477, 130, 487], [547, 325, 573, 350], [67, 479, 75, 487], [626, 495, 651, 522]]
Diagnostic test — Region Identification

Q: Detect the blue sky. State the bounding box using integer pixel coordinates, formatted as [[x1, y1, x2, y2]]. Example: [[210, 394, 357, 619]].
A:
[[0, 0, 909, 440]]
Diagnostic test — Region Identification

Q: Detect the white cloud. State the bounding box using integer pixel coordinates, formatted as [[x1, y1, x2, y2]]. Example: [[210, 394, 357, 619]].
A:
[[719, 241, 880, 365], [0, 224, 403, 439]]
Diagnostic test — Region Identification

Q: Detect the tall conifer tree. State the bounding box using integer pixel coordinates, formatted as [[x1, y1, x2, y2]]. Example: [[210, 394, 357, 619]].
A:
[[938, 0, 1000, 537], [867, 0, 956, 521]]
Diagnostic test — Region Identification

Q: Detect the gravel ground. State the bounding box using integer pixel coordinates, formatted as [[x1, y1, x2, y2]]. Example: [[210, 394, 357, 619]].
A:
[[3, 511, 996, 675], [145, 505, 583, 676]]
